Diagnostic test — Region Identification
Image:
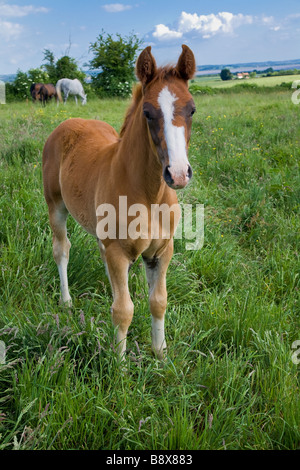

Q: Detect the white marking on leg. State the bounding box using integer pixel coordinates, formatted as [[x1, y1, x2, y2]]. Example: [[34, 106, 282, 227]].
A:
[[116, 327, 127, 360], [58, 254, 71, 305], [158, 86, 189, 177], [152, 317, 166, 358]]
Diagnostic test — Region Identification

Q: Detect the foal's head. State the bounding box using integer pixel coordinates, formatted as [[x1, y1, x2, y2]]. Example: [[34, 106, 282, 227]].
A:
[[136, 45, 196, 189]]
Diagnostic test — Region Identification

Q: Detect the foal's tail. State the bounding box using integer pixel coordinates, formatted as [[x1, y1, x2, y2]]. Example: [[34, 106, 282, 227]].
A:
[[56, 80, 63, 103]]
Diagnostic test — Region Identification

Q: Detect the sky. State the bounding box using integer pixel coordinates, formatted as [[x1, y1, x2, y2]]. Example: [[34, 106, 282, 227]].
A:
[[1, 0, 300, 74]]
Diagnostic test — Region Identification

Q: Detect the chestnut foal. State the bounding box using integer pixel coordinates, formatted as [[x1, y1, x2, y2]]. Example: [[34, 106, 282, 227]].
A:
[[42, 45, 196, 359]]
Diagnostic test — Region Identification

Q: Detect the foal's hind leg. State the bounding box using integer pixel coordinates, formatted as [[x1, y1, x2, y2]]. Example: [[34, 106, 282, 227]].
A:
[[143, 240, 173, 359], [48, 201, 72, 306]]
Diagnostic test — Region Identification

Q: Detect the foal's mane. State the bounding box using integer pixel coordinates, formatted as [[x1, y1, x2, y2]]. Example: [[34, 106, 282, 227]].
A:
[[119, 65, 182, 138], [120, 83, 143, 138]]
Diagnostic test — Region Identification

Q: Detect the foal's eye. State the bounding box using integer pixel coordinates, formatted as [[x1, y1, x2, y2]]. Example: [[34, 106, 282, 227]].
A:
[[190, 108, 196, 117], [144, 110, 153, 121]]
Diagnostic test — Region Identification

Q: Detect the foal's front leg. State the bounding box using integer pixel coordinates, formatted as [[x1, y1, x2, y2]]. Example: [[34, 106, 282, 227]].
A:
[[105, 244, 134, 359], [143, 240, 173, 359]]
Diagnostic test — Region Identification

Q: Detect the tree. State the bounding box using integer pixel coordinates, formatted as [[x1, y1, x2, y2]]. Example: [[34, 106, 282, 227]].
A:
[[42, 50, 86, 84], [55, 56, 86, 82], [43, 49, 56, 82], [265, 67, 274, 77], [220, 68, 233, 81], [264, 67, 274, 75], [89, 30, 143, 97]]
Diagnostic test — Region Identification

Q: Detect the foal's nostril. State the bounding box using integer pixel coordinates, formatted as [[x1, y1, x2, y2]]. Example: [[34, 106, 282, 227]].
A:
[[163, 166, 174, 186], [187, 165, 193, 180]]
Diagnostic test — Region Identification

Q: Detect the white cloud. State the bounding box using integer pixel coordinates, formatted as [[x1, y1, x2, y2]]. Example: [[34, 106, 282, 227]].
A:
[[179, 11, 253, 37], [0, 3, 49, 42], [0, 2, 49, 17], [179, 12, 222, 35], [153, 11, 253, 41], [285, 13, 300, 20], [0, 19, 23, 41], [261, 16, 274, 25], [258, 13, 298, 32], [153, 24, 183, 40], [102, 3, 132, 13]]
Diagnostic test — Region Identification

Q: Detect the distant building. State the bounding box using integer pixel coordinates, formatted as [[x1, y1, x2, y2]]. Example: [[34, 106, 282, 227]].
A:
[[236, 72, 250, 79]]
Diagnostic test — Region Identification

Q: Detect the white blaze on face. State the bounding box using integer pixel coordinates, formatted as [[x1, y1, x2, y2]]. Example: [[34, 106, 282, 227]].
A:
[[158, 86, 189, 178]]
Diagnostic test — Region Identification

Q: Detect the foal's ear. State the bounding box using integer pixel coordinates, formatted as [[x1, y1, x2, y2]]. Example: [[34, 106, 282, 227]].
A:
[[176, 45, 196, 81], [136, 46, 157, 87]]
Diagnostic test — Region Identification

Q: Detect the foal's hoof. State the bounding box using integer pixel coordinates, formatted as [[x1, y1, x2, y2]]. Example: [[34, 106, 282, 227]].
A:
[[59, 297, 73, 309], [152, 348, 167, 361]]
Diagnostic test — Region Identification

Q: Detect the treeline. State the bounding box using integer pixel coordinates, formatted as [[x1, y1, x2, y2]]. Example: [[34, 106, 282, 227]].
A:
[[5, 31, 143, 102], [219, 66, 300, 82], [260, 67, 300, 77]]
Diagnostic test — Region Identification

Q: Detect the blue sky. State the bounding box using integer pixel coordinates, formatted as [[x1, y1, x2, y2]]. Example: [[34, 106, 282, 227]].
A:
[[1, 0, 300, 74]]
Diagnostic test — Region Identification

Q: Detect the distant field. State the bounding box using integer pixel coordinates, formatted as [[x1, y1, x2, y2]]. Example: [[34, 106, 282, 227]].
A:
[[194, 73, 300, 88]]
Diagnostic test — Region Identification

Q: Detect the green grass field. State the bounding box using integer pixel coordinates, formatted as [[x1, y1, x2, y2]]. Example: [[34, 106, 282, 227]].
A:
[[0, 88, 299, 450], [194, 73, 300, 88]]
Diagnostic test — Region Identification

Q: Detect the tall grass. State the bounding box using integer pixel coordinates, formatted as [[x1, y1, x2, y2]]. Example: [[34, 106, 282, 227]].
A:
[[0, 91, 299, 449]]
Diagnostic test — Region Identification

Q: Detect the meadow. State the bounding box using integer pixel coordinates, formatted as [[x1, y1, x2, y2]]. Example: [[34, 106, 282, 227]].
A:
[[193, 73, 300, 88], [0, 86, 299, 450]]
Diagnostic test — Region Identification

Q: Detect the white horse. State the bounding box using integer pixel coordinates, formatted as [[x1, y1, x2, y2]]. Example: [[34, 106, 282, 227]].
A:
[[56, 78, 87, 105]]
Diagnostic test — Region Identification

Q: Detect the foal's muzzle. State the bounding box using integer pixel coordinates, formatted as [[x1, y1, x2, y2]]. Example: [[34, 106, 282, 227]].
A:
[[163, 164, 193, 189]]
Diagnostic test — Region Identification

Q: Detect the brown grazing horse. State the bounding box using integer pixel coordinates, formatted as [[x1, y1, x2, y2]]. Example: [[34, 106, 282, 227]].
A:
[[42, 45, 196, 359], [30, 83, 43, 101], [30, 83, 57, 105], [39, 84, 57, 105]]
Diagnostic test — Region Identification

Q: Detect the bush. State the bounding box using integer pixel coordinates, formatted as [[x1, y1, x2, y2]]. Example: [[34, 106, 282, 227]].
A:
[[7, 70, 31, 100], [5, 83, 19, 102], [89, 30, 143, 98], [278, 81, 294, 89], [234, 82, 259, 91], [5, 68, 49, 101], [189, 84, 216, 95], [92, 75, 133, 98]]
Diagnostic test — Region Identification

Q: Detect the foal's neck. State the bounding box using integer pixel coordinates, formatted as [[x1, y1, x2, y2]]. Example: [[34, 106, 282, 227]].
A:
[[118, 96, 166, 203]]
